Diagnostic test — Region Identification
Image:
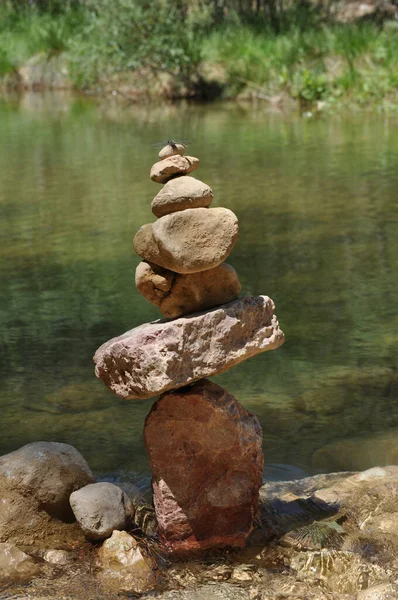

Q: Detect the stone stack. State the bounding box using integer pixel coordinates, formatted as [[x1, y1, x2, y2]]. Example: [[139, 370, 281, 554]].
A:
[[134, 143, 241, 319], [94, 141, 285, 553]]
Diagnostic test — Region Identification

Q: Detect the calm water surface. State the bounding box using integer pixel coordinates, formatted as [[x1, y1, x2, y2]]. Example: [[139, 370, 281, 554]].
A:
[[0, 92, 397, 482]]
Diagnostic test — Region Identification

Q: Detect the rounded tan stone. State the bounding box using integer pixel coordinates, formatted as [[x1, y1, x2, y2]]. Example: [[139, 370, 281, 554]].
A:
[[133, 223, 164, 268], [151, 176, 213, 218], [150, 155, 199, 184], [135, 261, 241, 318], [133, 207, 238, 274], [158, 143, 186, 159]]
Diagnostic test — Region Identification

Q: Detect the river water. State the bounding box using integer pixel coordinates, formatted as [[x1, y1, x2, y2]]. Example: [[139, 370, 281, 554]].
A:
[[0, 92, 397, 484]]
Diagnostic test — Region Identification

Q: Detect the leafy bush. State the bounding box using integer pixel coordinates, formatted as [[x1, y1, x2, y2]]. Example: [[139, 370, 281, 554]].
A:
[[69, 0, 209, 87], [291, 68, 328, 102]]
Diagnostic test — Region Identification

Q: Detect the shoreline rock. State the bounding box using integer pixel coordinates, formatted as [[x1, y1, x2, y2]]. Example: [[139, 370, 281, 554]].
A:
[[0, 442, 94, 521], [98, 530, 157, 594], [70, 482, 135, 540], [3, 452, 398, 599]]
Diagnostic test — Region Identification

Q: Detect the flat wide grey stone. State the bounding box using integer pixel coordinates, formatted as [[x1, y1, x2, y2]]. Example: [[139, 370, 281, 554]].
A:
[[94, 295, 284, 400]]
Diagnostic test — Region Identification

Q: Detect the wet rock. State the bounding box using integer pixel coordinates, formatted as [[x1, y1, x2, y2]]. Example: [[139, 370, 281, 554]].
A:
[[94, 295, 284, 400], [144, 379, 263, 552], [98, 530, 156, 594], [42, 549, 74, 564], [0, 542, 39, 582], [0, 442, 94, 520], [133, 207, 239, 274], [135, 261, 241, 318], [151, 176, 213, 217], [358, 583, 398, 599], [70, 482, 134, 540], [158, 143, 186, 159], [312, 466, 398, 514], [142, 584, 252, 600], [150, 155, 199, 183]]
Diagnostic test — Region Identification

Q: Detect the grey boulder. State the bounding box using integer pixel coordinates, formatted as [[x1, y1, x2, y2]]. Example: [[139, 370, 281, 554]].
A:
[[0, 442, 94, 520], [94, 295, 284, 400], [69, 482, 135, 540]]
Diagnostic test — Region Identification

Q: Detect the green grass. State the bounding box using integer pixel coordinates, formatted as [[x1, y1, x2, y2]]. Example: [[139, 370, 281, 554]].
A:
[[202, 22, 398, 107], [1, 1, 398, 109], [0, 4, 84, 75]]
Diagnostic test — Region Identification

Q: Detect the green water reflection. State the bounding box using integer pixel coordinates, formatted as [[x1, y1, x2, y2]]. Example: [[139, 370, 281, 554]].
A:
[[0, 92, 397, 479]]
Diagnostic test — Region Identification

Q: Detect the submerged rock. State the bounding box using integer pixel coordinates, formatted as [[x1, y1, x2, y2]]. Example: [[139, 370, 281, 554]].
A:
[[150, 155, 199, 183], [98, 530, 157, 594], [313, 429, 398, 472], [135, 261, 241, 318], [0, 442, 94, 520], [357, 583, 398, 599], [94, 295, 284, 400], [133, 207, 239, 274], [142, 584, 252, 599], [151, 176, 213, 217], [70, 482, 135, 540], [42, 549, 74, 565], [144, 379, 263, 552]]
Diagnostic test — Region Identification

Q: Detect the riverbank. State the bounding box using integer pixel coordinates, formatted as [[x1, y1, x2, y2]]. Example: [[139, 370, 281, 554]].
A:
[[1, 2, 398, 110]]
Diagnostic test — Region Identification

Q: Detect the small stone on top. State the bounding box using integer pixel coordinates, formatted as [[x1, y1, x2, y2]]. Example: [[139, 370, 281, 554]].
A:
[[158, 141, 186, 159]]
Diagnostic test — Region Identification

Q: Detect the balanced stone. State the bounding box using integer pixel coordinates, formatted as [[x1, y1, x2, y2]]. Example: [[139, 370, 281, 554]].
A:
[[150, 155, 199, 184], [158, 143, 186, 159], [144, 379, 264, 552], [135, 261, 241, 318], [69, 482, 135, 540], [133, 207, 239, 274], [94, 295, 284, 400], [151, 176, 213, 217]]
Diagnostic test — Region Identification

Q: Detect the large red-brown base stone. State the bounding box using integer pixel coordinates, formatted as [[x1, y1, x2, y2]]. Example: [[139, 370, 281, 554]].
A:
[[144, 379, 264, 553]]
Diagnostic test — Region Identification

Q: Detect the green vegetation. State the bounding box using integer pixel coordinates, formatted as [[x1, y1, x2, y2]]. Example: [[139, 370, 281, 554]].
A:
[[202, 21, 398, 107], [1, 0, 398, 108]]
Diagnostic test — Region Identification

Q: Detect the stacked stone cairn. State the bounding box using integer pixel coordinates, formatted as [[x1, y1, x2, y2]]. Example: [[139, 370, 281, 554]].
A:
[[94, 142, 285, 553]]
